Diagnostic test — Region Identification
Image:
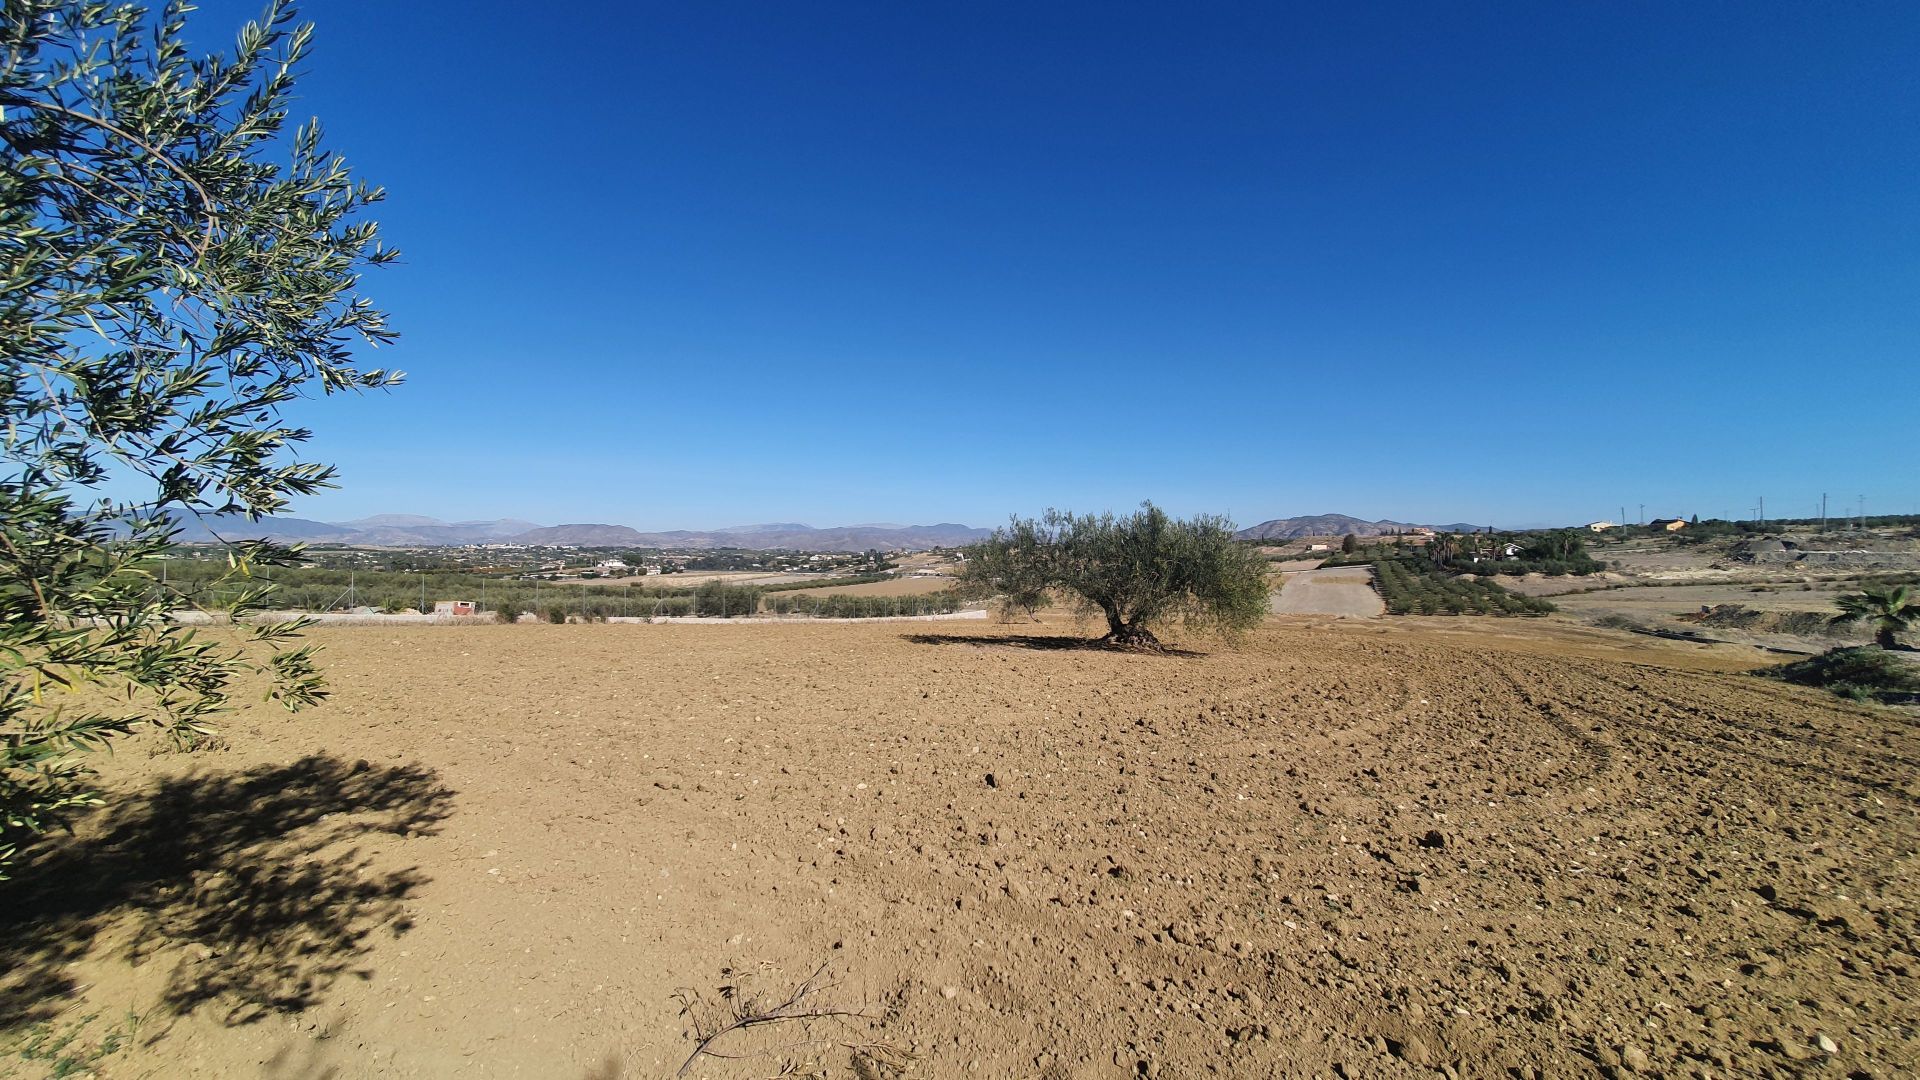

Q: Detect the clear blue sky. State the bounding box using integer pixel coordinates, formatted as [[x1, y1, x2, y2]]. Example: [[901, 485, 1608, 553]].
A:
[[200, 1, 1915, 529]]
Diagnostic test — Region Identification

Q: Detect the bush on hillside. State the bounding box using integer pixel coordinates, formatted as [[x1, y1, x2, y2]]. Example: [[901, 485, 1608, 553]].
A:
[[1758, 647, 1920, 704]]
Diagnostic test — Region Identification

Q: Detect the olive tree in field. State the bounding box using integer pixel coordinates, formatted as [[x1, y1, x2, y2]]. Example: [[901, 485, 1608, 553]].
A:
[[964, 518, 1054, 623], [1, 1, 398, 870], [960, 504, 1271, 648]]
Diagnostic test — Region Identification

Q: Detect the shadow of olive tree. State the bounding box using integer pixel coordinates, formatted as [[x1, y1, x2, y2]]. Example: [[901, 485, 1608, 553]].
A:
[[901, 632, 1205, 657], [0, 754, 455, 1028]]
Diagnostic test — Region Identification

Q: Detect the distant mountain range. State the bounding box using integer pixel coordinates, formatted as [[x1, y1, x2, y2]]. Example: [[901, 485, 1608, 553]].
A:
[[165, 514, 991, 552], [162, 510, 1494, 550], [1235, 513, 1489, 540]]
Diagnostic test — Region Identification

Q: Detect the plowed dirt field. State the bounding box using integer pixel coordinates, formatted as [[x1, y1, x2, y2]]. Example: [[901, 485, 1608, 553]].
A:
[[4, 619, 1915, 1079]]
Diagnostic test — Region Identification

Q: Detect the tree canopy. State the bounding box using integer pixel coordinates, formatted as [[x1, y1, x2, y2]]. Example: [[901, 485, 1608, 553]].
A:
[[959, 504, 1270, 648], [1, 1, 397, 869], [1830, 585, 1920, 650]]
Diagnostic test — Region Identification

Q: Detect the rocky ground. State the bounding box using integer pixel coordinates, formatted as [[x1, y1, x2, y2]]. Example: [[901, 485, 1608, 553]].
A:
[[2, 618, 1914, 1079]]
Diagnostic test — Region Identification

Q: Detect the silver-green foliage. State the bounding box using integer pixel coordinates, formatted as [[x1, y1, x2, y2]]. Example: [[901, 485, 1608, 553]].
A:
[[1, 1, 397, 869], [960, 503, 1270, 646]]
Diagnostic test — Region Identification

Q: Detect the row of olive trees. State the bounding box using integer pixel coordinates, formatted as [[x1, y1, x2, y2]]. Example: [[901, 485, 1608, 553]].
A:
[[489, 585, 966, 621], [765, 591, 962, 618]]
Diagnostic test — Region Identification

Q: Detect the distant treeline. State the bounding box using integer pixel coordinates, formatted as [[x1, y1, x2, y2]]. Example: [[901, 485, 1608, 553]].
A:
[[1670, 516, 1920, 544], [1326, 530, 1603, 578], [528, 585, 964, 621], [134, 559, 912, 618], [759, 573, 891, 593]]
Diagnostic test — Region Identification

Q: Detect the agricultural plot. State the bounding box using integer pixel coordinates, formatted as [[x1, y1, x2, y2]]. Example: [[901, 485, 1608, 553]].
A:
[[1269, 567, 1385, 617], [771, 576, 958, 599], [3, 619, 1914, 1078], [1372, 558, 1554, 615]]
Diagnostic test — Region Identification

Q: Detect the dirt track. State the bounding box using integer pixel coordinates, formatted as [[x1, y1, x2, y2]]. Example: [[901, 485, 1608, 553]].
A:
[[3, 619, 1916, 1079], [1270, 567, 1386, 618]]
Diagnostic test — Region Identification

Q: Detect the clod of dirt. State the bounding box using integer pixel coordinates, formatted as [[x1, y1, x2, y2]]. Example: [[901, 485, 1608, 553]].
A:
[[1387, 1034, 1433, 1065], [1770, 1030, 1815, 1061]]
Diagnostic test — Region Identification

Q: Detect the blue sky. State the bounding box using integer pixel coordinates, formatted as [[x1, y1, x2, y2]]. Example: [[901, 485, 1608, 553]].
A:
[[197, 1, 1915, 529]]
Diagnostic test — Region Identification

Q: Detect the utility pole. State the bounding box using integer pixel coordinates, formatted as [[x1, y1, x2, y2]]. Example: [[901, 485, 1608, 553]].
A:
[[1858, 494, 1866, 529], [1638, 503, 1645, 526], [1821, 492, 1827, 531], [1758, 495, 1764, 528]]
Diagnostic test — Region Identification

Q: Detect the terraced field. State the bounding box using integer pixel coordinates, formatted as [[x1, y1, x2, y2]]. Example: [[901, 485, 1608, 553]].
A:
[[3, 619, 1914, 1078]]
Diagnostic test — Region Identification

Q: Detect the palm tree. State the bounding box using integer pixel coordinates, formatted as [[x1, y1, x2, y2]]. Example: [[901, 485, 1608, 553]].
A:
[[1830, 585, 1920, 649]]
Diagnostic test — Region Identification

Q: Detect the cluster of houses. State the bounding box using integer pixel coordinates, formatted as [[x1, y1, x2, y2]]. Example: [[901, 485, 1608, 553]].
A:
[[1586, 519, 1689, 533]]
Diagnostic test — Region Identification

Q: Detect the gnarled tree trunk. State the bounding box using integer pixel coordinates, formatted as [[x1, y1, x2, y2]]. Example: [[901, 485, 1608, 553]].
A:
[[1101, 607, 1161, 649]]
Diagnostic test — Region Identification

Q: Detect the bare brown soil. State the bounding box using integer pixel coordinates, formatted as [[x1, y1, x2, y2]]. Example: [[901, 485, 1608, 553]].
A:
[[1267, 560, 1329, 574], [1270, 568, 1385, 618], [4, 619, 1916, 1079], [1547, 584, 1878, 655]]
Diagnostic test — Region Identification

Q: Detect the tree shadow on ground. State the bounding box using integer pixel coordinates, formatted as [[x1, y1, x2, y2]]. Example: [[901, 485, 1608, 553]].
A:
[[900, 632, 1205, 658], [0, 754, 455, 1029]]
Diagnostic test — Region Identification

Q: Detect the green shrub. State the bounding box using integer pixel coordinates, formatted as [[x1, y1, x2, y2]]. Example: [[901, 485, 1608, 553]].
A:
[[1758, 647, 1920, 704]]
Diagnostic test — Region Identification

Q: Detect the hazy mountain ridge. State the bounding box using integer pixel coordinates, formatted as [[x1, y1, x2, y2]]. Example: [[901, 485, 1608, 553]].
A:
[[163, 515, 991, 551], [165, 510, 1501, 549], [1236, 513, 1490, 540]]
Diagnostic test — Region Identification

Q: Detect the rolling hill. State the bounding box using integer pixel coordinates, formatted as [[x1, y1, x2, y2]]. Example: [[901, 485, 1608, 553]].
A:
[[1236, 514, 1489, 540]]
